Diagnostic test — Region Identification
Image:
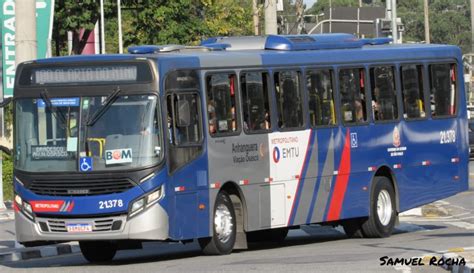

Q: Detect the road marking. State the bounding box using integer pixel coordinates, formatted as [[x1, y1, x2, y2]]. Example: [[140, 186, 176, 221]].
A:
[[394, 265, 411, 273], [447, 221, 474, 230]]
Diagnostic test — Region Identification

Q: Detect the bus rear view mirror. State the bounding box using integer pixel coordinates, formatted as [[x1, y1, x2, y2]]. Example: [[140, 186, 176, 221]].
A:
[[0, 145, 12, 156], [177, 100, 191, 127], [0, 97, 12, 108]]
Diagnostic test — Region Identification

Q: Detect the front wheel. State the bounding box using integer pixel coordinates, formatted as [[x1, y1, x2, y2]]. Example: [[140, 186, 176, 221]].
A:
[[199, 191, 236, 255], [361, 176, 397, 238], [79, 241, 117, 263]]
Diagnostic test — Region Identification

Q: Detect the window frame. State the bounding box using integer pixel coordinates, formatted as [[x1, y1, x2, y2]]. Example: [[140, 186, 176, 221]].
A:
[[204, 71, 242, 138], [240, 69, 274, 135], [304, 67, 339, 129], [165, 90, 204, 147], [272, 69, 306, 131], [336, 66, 370, 126], [427, 61, 459, 119], [399, 63, 428, 122], [368, 64, 401, 124]]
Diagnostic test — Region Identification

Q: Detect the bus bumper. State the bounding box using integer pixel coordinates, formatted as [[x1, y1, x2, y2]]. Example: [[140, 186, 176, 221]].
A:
[[15, 203, 169, 244]]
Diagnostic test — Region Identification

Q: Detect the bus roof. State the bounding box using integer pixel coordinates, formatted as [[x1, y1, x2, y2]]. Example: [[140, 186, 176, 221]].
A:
[[34, 34, 462, 70]]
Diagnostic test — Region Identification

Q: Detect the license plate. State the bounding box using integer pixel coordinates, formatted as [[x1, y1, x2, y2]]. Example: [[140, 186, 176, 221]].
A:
[[66, 223, 92, 233]]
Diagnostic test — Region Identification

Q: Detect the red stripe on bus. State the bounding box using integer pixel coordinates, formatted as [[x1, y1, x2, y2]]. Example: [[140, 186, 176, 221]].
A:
[[287, 130, 313, 226], [326, 130, 351, 221]]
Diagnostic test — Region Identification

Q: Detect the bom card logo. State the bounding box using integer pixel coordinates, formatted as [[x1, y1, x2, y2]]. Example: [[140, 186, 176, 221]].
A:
[[105, 148, 132, 165]]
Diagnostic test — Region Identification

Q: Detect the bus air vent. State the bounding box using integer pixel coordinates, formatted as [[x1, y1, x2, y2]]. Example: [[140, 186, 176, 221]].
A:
[[29, 178, 136, 196]]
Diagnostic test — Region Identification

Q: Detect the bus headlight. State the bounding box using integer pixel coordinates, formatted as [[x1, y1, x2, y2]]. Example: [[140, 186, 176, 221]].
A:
[[129, 186, 164, 218], [14, 194, 23, 207], [146, 186, 164, 207], [14, 194, 34, 220], [130, 198, 145, 217]]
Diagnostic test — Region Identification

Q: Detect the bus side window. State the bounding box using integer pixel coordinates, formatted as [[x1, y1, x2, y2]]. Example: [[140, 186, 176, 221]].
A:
[[306, 69, 336, 126], [339, 68, 367, 124], [401, 65, 425, 119], [429, 63, 457, 117], [206, 73, 238, 135], [370, 66, 398, 121], [274, 71, 304, 129], [241, 72, 271, 132]]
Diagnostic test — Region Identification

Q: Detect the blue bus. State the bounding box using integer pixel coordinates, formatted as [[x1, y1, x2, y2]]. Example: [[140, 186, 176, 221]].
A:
[[6, 34, 468, 262]]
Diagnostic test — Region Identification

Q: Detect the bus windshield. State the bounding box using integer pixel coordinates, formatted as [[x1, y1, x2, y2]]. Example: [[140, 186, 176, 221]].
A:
[[15, 94, 163, 172]]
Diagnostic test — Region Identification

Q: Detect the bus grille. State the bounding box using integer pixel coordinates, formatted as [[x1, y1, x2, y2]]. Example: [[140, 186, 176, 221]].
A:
[[28, 178, 136, 196], [41, 217, 123, 233]]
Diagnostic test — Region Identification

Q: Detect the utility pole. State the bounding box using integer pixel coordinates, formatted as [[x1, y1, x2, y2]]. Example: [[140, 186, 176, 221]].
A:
[[296, 0, 304, 34], [16, 0, 37, 64], [117, 0, 123, 54], [391, 0, 398, 43], [424, 0, 430, 43], [100, 0, 106, 54], [470, 0, 473, 53], [264, 0, 278, 35], [253, 0, 260, 35]]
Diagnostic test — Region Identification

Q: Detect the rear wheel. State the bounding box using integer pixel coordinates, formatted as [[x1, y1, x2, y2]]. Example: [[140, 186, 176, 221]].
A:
[[79, 241, 117, 263], [361, 176, 396, 238], [199, 191, 236, 255]]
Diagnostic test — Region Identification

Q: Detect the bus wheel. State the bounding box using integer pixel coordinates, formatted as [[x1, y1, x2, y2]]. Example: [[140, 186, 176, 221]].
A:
[[361, 176, 396, 238], [199, 191, 236, 255], [79, 241, 117, 263]]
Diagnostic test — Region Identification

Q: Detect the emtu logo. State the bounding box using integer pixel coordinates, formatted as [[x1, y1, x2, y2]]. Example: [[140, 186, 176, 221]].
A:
[[273, 147, 281, 163], [105, 148, 133, 165]]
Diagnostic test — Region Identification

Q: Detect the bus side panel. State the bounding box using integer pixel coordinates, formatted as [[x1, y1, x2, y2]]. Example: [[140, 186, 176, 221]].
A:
[[207, 133, 271, 233], [168, 154, 210, 240]]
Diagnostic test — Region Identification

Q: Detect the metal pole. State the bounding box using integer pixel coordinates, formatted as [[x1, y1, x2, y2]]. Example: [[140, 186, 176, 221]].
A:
[[264, 0, 278, 35], [100, 0, 106, 54], [391, 0, 398, 43], [253, 0, 260, 35], [329, 0, 332, 33], [470, 0, 473, 52], [357, 8, 360, 37], [424, 0, 430, 43], [117, 0, 123, 54]]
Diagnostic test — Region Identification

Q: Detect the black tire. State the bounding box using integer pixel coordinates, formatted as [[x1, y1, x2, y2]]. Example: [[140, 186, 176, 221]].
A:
[[79, 241, 117, 263], [361, 176, 396, 238], [198, 191, 236, 255], [247, 227, 289, 242], [341, 218, 365, 238]]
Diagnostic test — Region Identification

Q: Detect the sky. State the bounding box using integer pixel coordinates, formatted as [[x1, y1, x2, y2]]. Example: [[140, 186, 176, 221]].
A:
[[304, 0, 317, 9]]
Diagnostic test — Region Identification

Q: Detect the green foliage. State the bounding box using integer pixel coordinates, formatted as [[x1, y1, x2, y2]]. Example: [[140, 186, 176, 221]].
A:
[[3, 103, 13, 139], [2, 153, 13, 201]]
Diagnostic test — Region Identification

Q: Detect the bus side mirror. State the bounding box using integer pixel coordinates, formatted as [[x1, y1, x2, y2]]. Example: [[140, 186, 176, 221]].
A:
[[176, 100, 191, 127], [0, 97, 12, 108], [0, 145, 12, 156]]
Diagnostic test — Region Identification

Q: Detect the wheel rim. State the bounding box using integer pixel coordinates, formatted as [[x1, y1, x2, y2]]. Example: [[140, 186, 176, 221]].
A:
[[377, 189, 392, 226], [214, 203, 233, 243]]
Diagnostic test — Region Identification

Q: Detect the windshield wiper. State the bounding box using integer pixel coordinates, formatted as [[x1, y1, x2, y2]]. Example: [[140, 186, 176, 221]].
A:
[[40, 90, 67, 129], [86, 87, 121, 127]]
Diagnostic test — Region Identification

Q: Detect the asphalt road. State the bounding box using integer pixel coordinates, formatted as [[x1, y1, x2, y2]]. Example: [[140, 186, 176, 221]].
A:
[[0, 165, 473, 272]]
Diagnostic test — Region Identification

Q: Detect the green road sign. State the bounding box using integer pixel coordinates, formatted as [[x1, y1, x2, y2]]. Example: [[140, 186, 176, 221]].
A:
[[1, 0, 54, 97]]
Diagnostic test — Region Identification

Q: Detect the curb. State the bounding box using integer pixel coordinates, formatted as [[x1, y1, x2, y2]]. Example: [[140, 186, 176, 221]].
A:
[[0, 243, 80, 262], [0, 211, 14, 221], [438, 252, 474, 273]]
